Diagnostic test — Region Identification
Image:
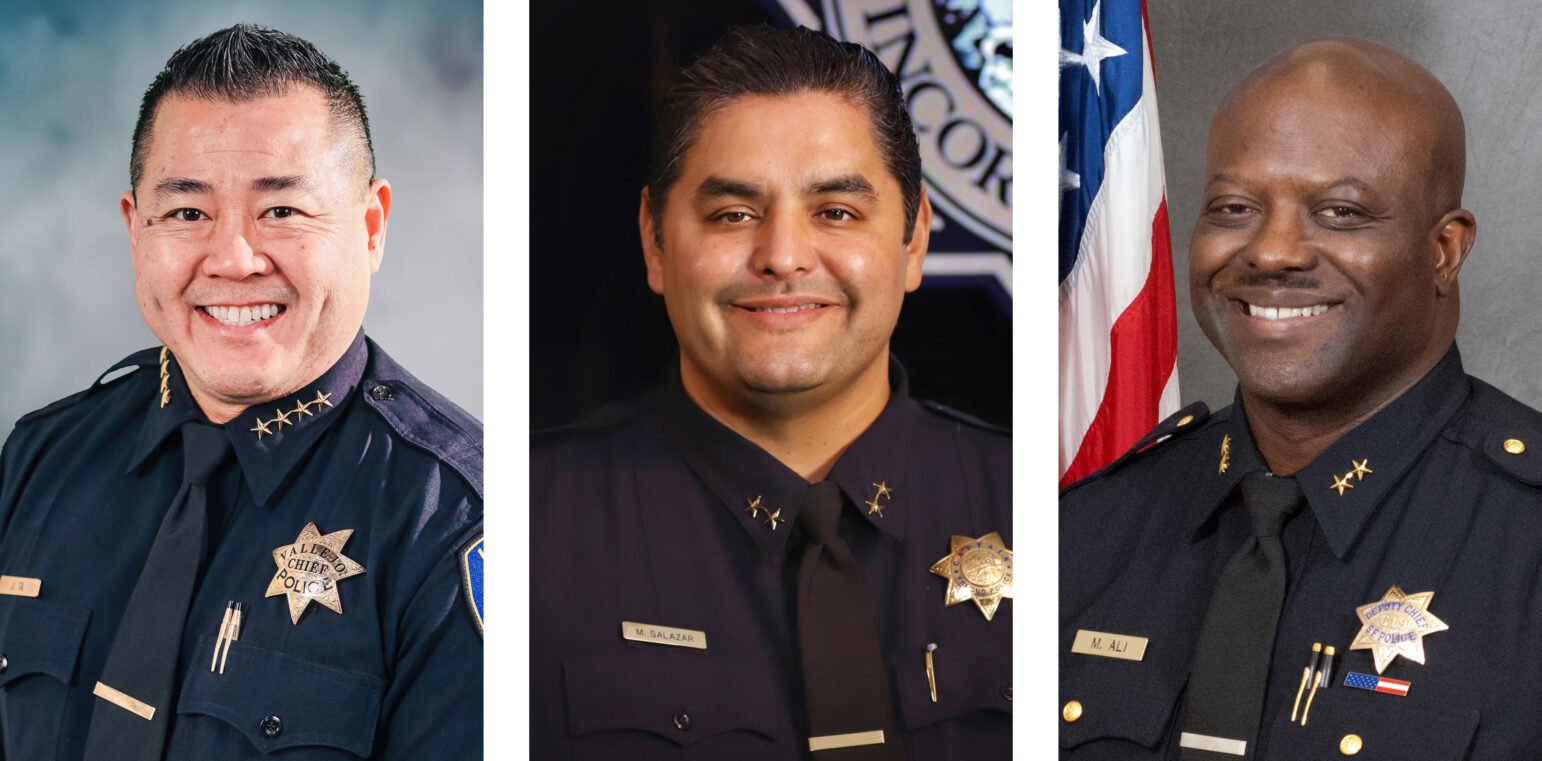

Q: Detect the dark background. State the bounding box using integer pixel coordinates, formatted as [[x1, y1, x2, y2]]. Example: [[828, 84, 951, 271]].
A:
[[529, 0, 1012, 430]]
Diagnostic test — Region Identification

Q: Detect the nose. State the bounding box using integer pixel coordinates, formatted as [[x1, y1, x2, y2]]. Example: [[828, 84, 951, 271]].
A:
[[1241, 208, 1318, 273], [201, 216, 271, 279], [746, 209, 817, 280]]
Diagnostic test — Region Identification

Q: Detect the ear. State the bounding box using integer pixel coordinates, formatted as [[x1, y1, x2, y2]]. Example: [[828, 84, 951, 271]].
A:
[[365, 179, 392, 273], [639, 187, 666, 295], [903, 186, 932, 292], [121, 190, 139, 256], [1432, 207, 1476, 297]]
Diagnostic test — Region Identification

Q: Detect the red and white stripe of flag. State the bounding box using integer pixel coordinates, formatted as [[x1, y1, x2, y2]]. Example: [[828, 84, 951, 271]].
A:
[[1059, 1, 1180, 488]]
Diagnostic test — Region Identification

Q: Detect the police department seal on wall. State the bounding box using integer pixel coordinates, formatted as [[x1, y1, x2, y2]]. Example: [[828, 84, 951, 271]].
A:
[[783, 0, 1013, 255]]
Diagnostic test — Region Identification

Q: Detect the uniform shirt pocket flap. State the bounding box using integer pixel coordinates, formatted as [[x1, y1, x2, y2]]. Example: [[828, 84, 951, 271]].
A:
[[895, 648, 1011, 730], [1267, 689, 1478, 760], [1060, 660, 1185, 750], [564, 653, 780, 747], [176, 635, 384, 756], [0, 597, 91, 688]]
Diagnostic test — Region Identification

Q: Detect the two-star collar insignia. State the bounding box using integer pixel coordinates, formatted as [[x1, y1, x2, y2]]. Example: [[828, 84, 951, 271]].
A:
[[250, 390, 334, 440], [1329, 458, 1374, 496], [265, 522, 367, 624], [744, 496, 784, 530], [930, 531, 1013, 621], [865, 481, 895, 517], [1349, 585, 1449, 673]]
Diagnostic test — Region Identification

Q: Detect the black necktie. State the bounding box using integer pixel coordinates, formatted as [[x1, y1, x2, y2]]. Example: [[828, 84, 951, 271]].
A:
[[1180, 471, 1304, 759], [83, 422, 233, 761], [793, 481, 905, 760]]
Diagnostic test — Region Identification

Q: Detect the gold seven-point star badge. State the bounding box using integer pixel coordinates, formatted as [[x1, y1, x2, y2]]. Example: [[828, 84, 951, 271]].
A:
[[929, 532, 1013, 621], [266, 523, 367, 624], [1349, 585, 1449, 673]]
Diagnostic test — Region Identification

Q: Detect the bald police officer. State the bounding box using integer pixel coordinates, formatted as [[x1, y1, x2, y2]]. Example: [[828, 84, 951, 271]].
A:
[[1062, 39, 1542, 758], [532, 26, 1011, 760], [0, 25, 482, 759]]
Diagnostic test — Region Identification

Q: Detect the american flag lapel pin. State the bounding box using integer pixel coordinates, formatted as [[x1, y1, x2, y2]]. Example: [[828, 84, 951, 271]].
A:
[[1343, 671, 1411, 696]]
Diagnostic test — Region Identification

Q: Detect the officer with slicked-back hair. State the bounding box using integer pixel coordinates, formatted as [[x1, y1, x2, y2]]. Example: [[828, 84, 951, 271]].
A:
[[0, 25, 482, 759], [532, 25, 1011, 760], [1062, 38, 1542, 759]]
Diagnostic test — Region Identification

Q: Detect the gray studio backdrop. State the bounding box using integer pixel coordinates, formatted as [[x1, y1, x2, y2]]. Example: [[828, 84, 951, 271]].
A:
[[1151, 2, 1542, 411], [0, 0, 482, 442]]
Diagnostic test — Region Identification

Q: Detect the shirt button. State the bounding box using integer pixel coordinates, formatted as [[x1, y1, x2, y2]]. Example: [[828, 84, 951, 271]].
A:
[[1505, 438, 1526, 455], [0, 654, 7, 674], [1339, 733, 1363, 756], [1177, 415, 1195, 427], [260, 714, 283, 738], [1062, 700, 1082, 723], [1000, 684, 1013, 702], [673, 711, 692, 731], [369, 384, 394, 401]]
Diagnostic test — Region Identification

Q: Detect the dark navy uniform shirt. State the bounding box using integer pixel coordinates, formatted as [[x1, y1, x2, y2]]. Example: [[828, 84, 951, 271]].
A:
[[1061, 345, 1542, 759], [0, 333, 484, 759], [531, 360, 1012, 759]]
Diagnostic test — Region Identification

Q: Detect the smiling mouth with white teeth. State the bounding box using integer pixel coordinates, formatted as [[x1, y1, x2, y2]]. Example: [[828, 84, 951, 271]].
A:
[[745, 304, 827, 314], [1245, 303, 1332, 320], [201, 304, 286, 327]]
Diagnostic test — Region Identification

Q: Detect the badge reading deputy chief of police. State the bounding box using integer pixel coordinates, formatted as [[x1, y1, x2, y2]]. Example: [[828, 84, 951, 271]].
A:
[[1349, 585, 1449, 674], [266, 522, 366, 624], [929, 531, 1013, 621]]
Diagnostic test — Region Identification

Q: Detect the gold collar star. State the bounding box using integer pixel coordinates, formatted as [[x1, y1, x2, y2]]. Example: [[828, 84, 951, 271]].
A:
[[872, 481, 895, 501], [291, 399, 315, 419], [745, 495, 764, 519], [865, 498, 886, 517], [929, 532, 1013, 621], [250, 418, 274, 440], [312, 390, 334, 408], [1349, 585, 1449, 673], [1218, 435, 1231, 474], [762, 508, 784, 531], [1351, 458, 1373, 480], [265, 522, 367, 624], [270, 407, 293, 429], [1330, 473, 1355, 496]]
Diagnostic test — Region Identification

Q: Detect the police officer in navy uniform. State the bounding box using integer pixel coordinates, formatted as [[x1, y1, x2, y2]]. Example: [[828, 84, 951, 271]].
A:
[[531, 26, 1011, 760], [0, 26, 483, 759], [1062, 39, 1542, 759]]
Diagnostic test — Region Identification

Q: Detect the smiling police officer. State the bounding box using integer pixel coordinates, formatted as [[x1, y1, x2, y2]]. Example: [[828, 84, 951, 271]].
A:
[[532, 25, 1011, 761], [1062, 38, 1542, 759], [0, 25, 482, 759]]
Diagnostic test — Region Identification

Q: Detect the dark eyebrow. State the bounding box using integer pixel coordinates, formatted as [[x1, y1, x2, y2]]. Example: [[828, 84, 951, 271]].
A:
[[252, 176, 312, 193], [695, 176, 765, 202], [153, 177, 211, 200], [809, 174, 877, 201]]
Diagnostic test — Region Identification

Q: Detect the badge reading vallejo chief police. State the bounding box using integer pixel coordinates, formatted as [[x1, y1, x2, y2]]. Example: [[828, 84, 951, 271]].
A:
[[929, 532, 1014, 621], [1349, 585, 1449, 673], [266, 523, 366, 624]]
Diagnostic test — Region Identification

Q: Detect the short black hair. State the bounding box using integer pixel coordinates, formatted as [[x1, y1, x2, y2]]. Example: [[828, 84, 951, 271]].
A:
[[648, 25, 923, 243], [130, 24, 374, 193]]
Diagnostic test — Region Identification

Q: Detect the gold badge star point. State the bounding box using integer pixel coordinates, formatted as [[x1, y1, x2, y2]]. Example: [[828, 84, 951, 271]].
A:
[[1330, 473, 1355, 496], [929, 531, 1013, 621], [1349, 585, 1449, 674], [265, 522, 367, 624], [1351, 458, 1374, 480]]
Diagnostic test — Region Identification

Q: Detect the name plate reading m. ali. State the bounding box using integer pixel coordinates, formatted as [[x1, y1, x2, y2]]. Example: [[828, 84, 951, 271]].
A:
[[1072, 629, 1149, 661], [621, 621, 707, 650], [0, 576, 41, 598]]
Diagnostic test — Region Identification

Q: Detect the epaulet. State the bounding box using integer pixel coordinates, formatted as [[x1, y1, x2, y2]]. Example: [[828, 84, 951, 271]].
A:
[[532, 402, 637, 447], [359, 341, 484, 499], [15, 347, 159, 426], [1456, 379, 1542, 486], [1065, 401, 1213, 490], [918, 399, 1009, 437]]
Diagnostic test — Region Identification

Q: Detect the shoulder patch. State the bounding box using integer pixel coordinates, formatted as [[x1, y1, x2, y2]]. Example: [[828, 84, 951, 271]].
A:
[[918, 399, 1009, 436], [460, 535, 485, 637]]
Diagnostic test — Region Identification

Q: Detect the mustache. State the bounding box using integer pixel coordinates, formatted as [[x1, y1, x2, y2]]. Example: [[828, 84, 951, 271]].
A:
[[1230, 272, 1322, 290], [718, 283, 846, 304]]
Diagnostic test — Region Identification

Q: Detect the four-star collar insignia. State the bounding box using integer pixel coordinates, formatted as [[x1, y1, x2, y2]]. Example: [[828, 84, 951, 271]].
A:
[[250, 390, 334, 440], [930, 531, 1013, 621], [266, 522, 367, 624], [1349, 585, 1449, 673]]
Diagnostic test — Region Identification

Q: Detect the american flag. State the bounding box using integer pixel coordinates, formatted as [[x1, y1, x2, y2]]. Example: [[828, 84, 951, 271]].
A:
[[1344, 671, 1411, 696], [1058, 0, 1180, 487]]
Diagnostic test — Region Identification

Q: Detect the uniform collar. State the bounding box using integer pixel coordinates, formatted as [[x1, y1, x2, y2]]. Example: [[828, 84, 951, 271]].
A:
[[654, 356, 916, 557], [128, 331, 369, 507], [1188, 344, 1470, 559]]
